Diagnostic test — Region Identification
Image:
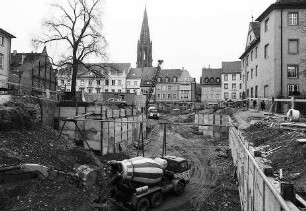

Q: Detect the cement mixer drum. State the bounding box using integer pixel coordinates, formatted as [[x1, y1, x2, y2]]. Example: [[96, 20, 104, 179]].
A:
[[119, 157, 164, 185]]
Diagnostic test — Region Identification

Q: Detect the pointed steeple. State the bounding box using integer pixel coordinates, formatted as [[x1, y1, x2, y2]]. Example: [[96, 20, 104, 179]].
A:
[[137, 7, 152, 68]]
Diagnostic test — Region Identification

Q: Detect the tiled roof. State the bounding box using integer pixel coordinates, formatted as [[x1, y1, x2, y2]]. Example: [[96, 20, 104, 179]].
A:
[[139, 67, 157, 86], [0, 28, 16, 38], [127, 68, 142, 79], [222, 61, 241, 74], [158, 69, 182, 83], [201, 68, 222, 85], [250, 22, 260, 39], [11, 52, 42, 67]]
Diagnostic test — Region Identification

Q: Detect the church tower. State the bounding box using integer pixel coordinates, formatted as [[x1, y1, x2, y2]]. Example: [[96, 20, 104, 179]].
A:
[[137, 8, 152, 68]]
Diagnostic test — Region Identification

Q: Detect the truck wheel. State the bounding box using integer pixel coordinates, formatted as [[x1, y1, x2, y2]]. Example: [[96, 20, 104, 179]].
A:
[[150, 191, 163, 208], [136, 197, 149, 211], [175, 181, 185, 196]]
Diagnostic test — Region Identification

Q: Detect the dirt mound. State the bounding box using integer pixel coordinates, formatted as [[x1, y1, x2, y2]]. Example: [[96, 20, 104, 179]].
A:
[[0, 124, 100, 210]]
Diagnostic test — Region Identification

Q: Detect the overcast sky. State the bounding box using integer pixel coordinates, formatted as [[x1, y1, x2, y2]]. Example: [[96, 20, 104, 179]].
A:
[[1, 0, 276, 82]]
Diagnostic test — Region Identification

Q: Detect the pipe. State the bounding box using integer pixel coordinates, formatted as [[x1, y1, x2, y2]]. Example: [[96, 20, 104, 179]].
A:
[[280, 8, 283, 97]]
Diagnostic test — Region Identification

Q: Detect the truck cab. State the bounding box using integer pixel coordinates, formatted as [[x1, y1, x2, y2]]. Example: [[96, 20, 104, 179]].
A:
[[148, 107, 160, 119], [162, 156, 191, 184]]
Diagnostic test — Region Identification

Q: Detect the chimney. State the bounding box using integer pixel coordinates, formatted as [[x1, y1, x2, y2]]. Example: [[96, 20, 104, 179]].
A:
[[13, 50, 17, 56], [21, 54, 26, 64]]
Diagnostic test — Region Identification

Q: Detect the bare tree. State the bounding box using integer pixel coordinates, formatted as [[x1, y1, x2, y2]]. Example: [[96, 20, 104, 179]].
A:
[[33, 0, 107, 99]]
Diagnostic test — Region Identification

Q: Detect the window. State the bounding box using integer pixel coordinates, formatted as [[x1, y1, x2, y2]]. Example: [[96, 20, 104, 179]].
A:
[[210, 77, 214, 83], [105, 80, 109, 86], [224, 92, 229, 99], [255, 85, 258, 98], [157, 94, 160, 99], [0, 37, 4, 46], [251, 51, 253, 61], [173, 94, 176, 99], [162, 94, 166, 99], [127, 89, 130, 93], [134, 81, 137, 86], [168, 86, 171, 90], [88, 80, 92, 86], [66, 89, 70, 92], [232, 74, 236, 81], [288, 12, 298, 26], [96, 88, 101, 93], [118, 89, 121, 93], [112, 80, 115, 85], [173, 77, 177, 82], [105, 89, 108, 92], [232, 92, 236, 99], [251, 87, 253, 98], [61, 80, 64, 85], [216, 77, 220, 83], [288, 84, 299, 96], [205, 77, 209, 83], [112, 89, 115, 93], [242, 59, 245, 68], [247, 89, 249, 97], [168, 94, 172, 99], [288, 39, 299, 54], [264, 44, 269, 58], [118, 80, 122, 86], [247, 72, 249, 81], [287, 65, 298, 78], [255, 65, 258, 76], [127, 81, 130, 86], [67, 79, 71, 86], [239, 83, 242, 89], [165, 77, 169, 82], [224, 75, 228, 81], [157, 77, 161, 82], [246, 55, 249, 66], [265, 18, 269, 32], [232, 83, 236, 89], [88, 88, 92, 93], [224, 83, 228, 89], [255, 47, 258, 58], [97, 80, 100, 85], [251, 69, 253, 79]]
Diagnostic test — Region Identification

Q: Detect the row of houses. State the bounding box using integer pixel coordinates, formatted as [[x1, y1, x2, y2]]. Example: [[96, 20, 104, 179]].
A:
[[201, 0, 306, 106]]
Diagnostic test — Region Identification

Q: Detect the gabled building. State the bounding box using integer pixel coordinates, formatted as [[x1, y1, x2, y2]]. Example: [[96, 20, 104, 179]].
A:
[[0, 28, 15, 89], [10, 47, 56, 95], [240, 0, 306, 99], [201, 67, 222, 105], [57, 63, 131, 94], [126, 68, 142, 95], [221, 61, 242, 101]]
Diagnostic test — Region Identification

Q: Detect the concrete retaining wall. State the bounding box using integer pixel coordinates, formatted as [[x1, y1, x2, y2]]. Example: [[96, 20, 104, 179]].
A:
[[229, 117, 299, 211], [194, 113, 228, 139]]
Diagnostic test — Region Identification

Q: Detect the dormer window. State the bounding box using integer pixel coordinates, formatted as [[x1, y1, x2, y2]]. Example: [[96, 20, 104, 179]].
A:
[[205, 77, 209, 83], [165, 77, 169, 82], [173, 77, 177, 82], [210, 77, 214, 83], [157, 77, 161, 82], [216, 77, 220, 83]]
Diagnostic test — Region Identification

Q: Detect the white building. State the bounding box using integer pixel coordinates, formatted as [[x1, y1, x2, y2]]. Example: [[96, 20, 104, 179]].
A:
[[57, 63, 131, 93], [201, 67, 222, 105], [0, 28, 15, 88], [221, 61, 242, 101], [126, 68, 142, 95]]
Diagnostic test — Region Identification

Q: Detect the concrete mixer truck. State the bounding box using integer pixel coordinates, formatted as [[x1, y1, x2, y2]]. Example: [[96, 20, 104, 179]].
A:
[[99, 156, 191, 211]]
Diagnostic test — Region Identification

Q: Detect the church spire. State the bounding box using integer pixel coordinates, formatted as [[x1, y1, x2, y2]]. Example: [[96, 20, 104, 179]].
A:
[[137, 7, 152, 68]]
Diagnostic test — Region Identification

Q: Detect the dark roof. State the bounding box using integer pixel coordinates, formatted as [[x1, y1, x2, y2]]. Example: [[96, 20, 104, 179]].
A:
[[201, 68, 222, 85], [256, 0, 306, 21], [0, 28, 16, 38], [11, 52, 43, 67], [158, 69, 182, 83], [127, 68, 142, 79], [250, 22, 260, 39], [222, 61, 241, 74]]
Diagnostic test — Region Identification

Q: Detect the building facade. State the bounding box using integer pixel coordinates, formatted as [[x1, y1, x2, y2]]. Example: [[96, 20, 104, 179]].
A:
[[137, 8, 153, 68], [10, 47, 57, 94], [221, 61, 242, 101], [126, 68, 142, 95], [201, 68, 222, 105], [57, 63, 131, 94], [240, 0, 306, 99], [0, 28, 15, 89]]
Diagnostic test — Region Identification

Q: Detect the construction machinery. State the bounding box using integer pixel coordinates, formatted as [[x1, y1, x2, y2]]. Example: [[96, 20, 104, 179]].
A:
[[99, 156, 191, 211], [147, 106, 160, 119]]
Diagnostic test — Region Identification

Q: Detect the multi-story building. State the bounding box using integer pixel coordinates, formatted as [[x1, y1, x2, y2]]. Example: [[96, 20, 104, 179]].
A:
[[10, 47, 57, 94], [201, 67, 222, 105], [0, 28, 15, 89], [240, 0, 306, 99], [178, 68, 196, 102], [57, 63, 131, 94], [126, 68, 143, 95], [221, 61, 242, 101]]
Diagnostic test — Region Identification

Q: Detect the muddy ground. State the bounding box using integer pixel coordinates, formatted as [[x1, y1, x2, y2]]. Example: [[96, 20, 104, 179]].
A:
[[127, 113, 241, 211]]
